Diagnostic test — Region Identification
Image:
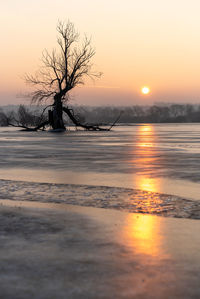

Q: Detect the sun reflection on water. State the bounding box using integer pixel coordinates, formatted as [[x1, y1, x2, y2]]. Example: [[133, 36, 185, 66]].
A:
[[137, 124, 155, 148], [121, 125, 167, 256], [134, 124, 160, 193], [122, 213, 164, 257], [137, 176, 159, 193], [128, 124, 165, 213]]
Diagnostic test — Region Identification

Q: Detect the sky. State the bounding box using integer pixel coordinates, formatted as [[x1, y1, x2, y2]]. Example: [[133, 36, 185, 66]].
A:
[[1, 0, 200, 106]]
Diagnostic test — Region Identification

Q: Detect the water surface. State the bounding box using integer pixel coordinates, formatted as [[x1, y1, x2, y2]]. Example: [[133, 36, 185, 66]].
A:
[[0, 124, 199, 200]]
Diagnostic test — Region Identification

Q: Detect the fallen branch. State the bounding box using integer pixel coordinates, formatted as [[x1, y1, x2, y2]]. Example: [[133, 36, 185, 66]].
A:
[[108, 111, 123, 130], [8, 120, 49, 131], [63, 106, 116, 131]]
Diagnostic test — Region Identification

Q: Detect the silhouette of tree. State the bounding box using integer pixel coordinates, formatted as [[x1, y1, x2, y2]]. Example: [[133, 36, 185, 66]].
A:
[[22, 20, 114, 131]]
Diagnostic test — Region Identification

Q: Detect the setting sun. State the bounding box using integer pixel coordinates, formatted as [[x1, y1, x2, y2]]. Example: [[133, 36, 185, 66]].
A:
[[141, 87, 150, 95]]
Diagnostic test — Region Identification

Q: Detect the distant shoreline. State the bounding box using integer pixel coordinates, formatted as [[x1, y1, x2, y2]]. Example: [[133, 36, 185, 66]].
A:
[[1, 103, 200, 126]]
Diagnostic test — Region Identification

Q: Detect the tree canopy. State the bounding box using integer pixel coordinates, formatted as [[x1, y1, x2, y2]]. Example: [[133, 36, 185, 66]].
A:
[[25, 20, 101, 104]]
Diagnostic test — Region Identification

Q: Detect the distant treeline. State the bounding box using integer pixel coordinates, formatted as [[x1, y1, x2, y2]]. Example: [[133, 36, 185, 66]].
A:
[[1, 104, 200, 126], [72, 104, 200, 124]]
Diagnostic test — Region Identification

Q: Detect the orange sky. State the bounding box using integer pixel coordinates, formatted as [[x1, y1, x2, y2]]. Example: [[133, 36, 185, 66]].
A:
[[1, 0, 200, 106]]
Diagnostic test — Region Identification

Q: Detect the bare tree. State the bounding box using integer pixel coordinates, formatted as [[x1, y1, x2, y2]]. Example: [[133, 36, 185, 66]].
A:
[[23, 20, 115, 131]]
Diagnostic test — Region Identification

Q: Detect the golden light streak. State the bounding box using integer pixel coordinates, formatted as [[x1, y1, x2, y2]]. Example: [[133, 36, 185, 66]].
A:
[[122, 213, 164, 257], [137, 176, 159, 193]]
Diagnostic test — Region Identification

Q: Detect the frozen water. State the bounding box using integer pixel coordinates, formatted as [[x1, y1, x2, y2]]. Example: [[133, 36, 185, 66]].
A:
[[0, 124, 200, 201]]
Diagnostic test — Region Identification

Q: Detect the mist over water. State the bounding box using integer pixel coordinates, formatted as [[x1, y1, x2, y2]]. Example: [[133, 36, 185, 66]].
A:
[[0, 124, 200, 200]]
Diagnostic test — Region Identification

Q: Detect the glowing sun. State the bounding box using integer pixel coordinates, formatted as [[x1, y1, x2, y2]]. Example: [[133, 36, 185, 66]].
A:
[[141, 86, 150, 94]]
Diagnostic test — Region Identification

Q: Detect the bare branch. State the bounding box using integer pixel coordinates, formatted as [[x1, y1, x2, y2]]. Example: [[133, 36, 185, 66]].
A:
[[25, 20, 101, 104]]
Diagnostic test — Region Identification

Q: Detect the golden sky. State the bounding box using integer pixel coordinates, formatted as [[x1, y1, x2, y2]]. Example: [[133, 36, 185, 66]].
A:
[[1, 0, 200, 105]]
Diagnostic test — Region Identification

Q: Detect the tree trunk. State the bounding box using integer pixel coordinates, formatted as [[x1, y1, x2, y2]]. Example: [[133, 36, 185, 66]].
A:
[[51, 97, 66, 131]]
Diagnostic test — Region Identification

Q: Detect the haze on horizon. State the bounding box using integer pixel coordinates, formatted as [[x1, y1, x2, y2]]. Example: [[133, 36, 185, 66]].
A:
[[1, 0, 200, 106]]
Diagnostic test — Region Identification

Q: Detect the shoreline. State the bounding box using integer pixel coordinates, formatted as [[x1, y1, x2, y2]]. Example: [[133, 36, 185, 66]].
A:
[[0, 178, 200, 219]]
